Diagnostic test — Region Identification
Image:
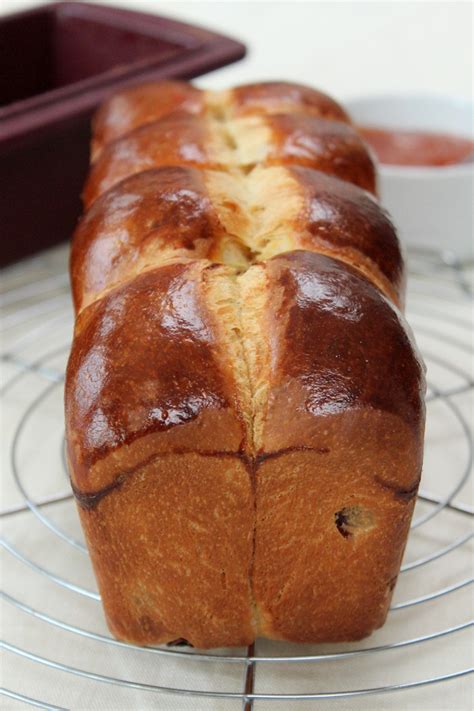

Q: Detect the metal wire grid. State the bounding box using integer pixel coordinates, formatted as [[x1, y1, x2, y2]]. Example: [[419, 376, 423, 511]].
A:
[[0, 247, 473, 709]]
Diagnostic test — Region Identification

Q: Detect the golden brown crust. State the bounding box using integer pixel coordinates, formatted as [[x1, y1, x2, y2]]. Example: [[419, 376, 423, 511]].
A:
[[255, 251, 424, 452], [265, 114, 376, 192], [289, 167, 403, 304], [67, 254, 424, 646], [66, 261, 247, 491], [74, 162, 401, 312], [249, 251, 424, 641], [254, 447, 416, 641], [84, 113, 217, 208], [77, 452, 255, 647], [85, 81, 372, 212], [85, 110, 376, 209], [229, 81, 350, 122], [92, 80, 205, 160], [71, 167, 228, 312], [66, 80, 425, 648], [91, 80, 350, 160]]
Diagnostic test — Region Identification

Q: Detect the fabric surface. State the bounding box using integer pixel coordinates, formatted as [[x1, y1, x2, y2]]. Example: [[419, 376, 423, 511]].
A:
[[1, 243, 473, 710]]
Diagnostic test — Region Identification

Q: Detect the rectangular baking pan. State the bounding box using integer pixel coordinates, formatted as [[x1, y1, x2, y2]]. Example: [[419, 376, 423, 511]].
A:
[[0, 2, 246, 267]]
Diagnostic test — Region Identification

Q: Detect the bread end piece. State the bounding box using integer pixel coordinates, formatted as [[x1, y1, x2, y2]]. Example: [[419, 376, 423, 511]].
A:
[[250, 252, 425, 642]]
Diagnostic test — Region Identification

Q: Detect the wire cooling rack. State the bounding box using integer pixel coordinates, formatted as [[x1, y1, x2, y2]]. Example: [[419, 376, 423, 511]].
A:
[[0, 245, 473, 710]]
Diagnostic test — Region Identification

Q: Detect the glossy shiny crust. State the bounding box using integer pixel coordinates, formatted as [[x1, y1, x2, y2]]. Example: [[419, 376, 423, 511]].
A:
[[267, 114, 376, 193], [231, 81, 350, 122], [71, 167, 226, 312], [66, 260, 256, 647], [253, 251, 425, 641], [91, 80, 350, 160], [66, 80, 426, 648], [66, 261, 246, 490], [260, 252, 424, 448], [83, 113, 215, 208], [92, 81, 204, 159], [66, 252, 425, 645], [291, 167, 404, 303], [84, 112, 377, 210], [73, 163, 402, 314]]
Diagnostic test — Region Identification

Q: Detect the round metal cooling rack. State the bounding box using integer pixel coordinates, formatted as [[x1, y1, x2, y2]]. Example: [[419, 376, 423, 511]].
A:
[[1, 246, 473, 709]]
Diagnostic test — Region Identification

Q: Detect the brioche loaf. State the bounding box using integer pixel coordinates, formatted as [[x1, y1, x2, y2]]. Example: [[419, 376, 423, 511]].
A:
[[66, 81, 425, 648]]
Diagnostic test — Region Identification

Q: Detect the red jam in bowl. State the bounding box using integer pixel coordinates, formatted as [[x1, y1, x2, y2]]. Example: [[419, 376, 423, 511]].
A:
[[358, 126, 474, 167]]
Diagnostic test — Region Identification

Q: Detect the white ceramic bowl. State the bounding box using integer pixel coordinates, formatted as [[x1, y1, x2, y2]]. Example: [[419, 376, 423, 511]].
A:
[[346, 94, 474, 259]]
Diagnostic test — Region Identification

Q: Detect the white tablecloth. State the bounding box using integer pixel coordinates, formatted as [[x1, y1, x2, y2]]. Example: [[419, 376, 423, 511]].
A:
[[1, 2, 473, 708], [1, 249, 472, 710]]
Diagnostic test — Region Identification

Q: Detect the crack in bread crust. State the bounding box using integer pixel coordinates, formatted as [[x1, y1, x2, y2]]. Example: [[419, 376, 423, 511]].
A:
[[202, 265, 270, 635]]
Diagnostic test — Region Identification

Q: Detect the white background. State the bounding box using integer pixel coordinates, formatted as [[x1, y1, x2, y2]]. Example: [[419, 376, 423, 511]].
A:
[[2, 0, 473, 102]]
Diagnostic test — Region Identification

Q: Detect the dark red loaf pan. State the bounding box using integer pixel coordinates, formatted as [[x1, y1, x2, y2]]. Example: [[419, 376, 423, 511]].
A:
[[0, 2, 245, 266]]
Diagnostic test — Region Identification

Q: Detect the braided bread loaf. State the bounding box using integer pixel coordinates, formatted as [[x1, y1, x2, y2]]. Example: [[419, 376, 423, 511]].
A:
[[66, 81, 425, 648]]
